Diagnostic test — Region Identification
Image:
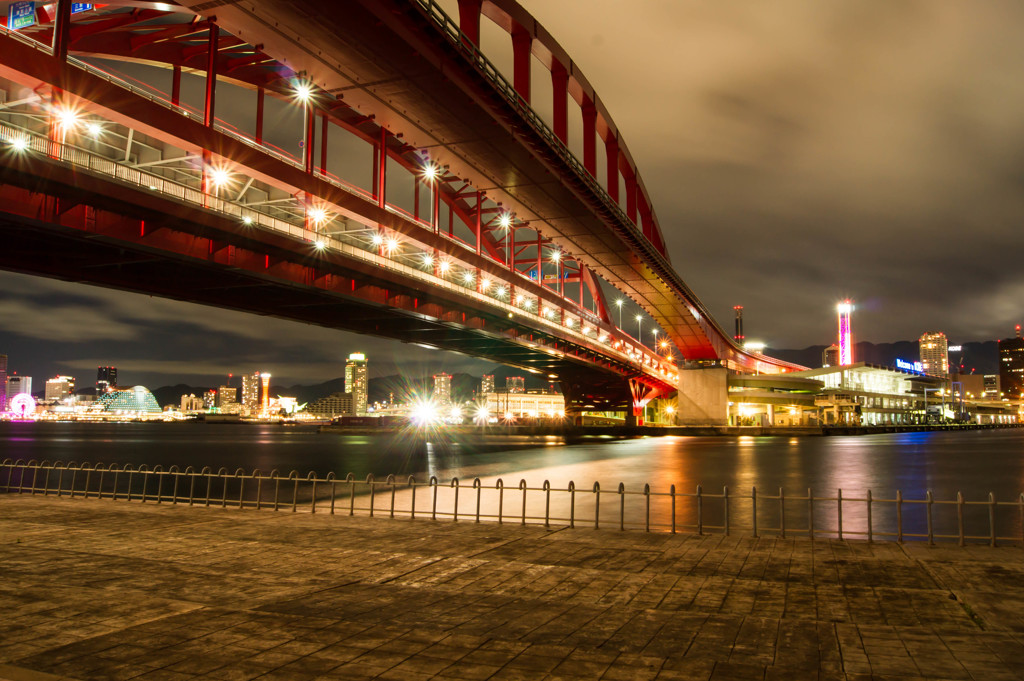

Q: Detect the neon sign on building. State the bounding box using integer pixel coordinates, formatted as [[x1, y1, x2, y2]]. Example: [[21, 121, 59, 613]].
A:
[[837, 300, 853, 365]]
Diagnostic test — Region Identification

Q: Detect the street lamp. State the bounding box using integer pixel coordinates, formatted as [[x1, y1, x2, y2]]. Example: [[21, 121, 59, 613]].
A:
[[636, 314, 643, 342], [615, 299, 623, 329], [551, 249, 562, 296]]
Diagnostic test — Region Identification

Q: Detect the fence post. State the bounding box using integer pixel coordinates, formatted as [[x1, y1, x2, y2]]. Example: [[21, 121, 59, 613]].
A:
[[496, 478, 504, 524], [593, 482, 601, 530], [837, 489, 843, 541], [723, 486, 729, 536], [327, 473, 337, 515], [309, 472, 318, 514], [474, 478, 482, 523], [807, 488, 814, 541], [451, 478, 460, 521], [431, 476, 439, 520], [644, 484, 650, 533], [187, 467, 197, 506], [348, 473, 356, 516], [385, 474, 395, 518], [866, 489, 873, 543], [926, 490, 934, 545], [543, 480, 551, 528], [957, 491, 965, 547], [670, 485, 676, 534], [779, 488, 786, 539], [697, 484, 703, 536], [618, 483, 625, 531], [751, 486, 757, 538], [989, 492, 996, 547], [568, 481, 576, 529], [272, 470, 281, 511], [519, 479, 527, 525], [255, 470, 264, 510], [408, 476, 417, 519]]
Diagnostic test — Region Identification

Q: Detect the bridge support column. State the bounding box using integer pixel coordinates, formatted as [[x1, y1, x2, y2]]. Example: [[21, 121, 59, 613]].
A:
[[605, 134, 619, 202], [512, 24, 532, 103], [52, 0, 72, 63], [582, 97, 597, 177], [677, 366, 728, 426], [457, 0, 482, 47]]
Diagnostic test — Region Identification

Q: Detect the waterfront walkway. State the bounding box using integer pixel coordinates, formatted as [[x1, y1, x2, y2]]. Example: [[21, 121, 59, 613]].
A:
[[1, 496, 1022, 681]]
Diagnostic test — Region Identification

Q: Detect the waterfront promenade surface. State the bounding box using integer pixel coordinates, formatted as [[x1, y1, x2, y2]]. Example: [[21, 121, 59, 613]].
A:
[[0, 497, 1022, 681]]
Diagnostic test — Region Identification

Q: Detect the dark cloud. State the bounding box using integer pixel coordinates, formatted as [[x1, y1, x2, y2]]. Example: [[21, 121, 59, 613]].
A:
[[519, 0, 1024, 347]]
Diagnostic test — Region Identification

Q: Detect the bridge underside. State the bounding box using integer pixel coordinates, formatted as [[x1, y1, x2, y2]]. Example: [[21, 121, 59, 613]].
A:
[[0, 155, 663, 414]]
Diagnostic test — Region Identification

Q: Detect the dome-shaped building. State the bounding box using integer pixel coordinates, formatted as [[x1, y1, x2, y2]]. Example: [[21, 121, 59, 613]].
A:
[[96, 386, 161, 414]]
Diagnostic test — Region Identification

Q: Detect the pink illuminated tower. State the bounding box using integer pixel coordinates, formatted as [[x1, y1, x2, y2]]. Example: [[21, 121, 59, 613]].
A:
[[837, 300, 853, 365]]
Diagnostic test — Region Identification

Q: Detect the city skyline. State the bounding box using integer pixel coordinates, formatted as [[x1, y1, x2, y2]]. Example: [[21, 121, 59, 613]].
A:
[[2, 1, 1023, 386]]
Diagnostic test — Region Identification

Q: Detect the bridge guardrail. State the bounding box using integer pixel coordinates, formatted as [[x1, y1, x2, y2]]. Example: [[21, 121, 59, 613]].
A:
[[2, 459, 1022, 546]]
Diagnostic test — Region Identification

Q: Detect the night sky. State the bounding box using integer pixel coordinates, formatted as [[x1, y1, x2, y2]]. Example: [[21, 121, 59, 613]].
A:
[[2, 0, 1023, 388]]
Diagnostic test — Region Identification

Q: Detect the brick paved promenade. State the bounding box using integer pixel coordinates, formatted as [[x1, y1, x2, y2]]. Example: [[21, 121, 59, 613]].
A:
[[1, 496, 1022, 681]]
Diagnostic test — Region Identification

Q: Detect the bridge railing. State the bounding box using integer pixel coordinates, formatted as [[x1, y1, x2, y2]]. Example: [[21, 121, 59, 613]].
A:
[[3, 459, 1022, 546]]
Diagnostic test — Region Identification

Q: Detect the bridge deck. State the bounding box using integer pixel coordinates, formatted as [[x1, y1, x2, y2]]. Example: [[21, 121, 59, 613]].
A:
[[1, 495, 1022, 680]]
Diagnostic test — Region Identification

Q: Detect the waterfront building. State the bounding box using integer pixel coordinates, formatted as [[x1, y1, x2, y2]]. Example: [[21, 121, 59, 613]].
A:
[[180, 394, 204, 412], [202, 390, 217, 410], [96, 366, 118, 393], [96, 386, 161, 414], [984, 374, 1000, 399], [6, 375, 31, 401], [307, 392, 353, 417], [481, 374, 494, 395], [822, 345, 840, 368], [506, 376, 525, 394], [217, 385, 238, 409], [344, 353, 368, 416], [432, 372, 452, 405], [45, 376, 75, 402], [918, 332, 949, 377], [484, 390, 564, 419], [998, 333, 1024, 399], [241, 372, 261, 413]]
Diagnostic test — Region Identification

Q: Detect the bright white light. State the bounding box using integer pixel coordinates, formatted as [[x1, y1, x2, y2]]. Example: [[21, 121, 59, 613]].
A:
[[423, 163, 438, 180], [209, 167, 231, 188], [837, 301, 852, 314], [423, 254, 434, 267], [498, 212, 512, 228], [495, 286, 507, 298], [55, 107, 79, 130], [293, 81, 313, 102], [314, 240, 326, 250], [449, 406, 462, 421], [372, 232, 384, 245], [523, 299, 533, 309], [550, 250, 561, 263], [615, 299, 624, 307], [635, 314, 643, 322], [384, 237, 400, 254], [744, 341, 766, 353], [308, 207, 328, 224], [9, 136, 29, 152], [566, 318, 574, 327], [544, 308, 553, 318], [410, 399, 438, 426], [480, 279, 491, 291], [463, 272, 475, 284], [438, 260, 451, 274], [515, 294, 524, 305], [86, 122, 102, 138], [504, 411, 514, 420], [475, 405, 490, 423], [242, 216, 253, 225]]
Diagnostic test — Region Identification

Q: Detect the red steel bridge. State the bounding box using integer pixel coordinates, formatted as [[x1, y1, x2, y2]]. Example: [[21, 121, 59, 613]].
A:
[[0, 0, 803, 423]]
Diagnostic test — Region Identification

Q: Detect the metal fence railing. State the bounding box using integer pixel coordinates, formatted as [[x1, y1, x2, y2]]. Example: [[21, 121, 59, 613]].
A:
[[3, 459, 1022, 546]]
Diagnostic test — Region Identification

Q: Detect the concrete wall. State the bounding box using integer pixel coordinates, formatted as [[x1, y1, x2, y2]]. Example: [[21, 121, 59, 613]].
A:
[[676, 367, 729, 426]]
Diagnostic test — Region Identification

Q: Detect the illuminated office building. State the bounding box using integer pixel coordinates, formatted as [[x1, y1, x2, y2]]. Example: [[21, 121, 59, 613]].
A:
[[481, 374, 494, 395], [217, 385, 238, 409], [241, 372, 261, 413], [998, 330, 1024, 399], [506, 376, 525, 394], [344, 354, 368, 416], [433, 373, 452, 405], [6, 375, 31, 401], [45, 376, 75, 402], [822, 344, 840, 368], [918, 332, 949, 377]]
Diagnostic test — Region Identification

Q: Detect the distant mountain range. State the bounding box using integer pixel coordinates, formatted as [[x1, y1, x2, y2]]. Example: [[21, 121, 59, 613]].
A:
[[111, 341, 999, 408]]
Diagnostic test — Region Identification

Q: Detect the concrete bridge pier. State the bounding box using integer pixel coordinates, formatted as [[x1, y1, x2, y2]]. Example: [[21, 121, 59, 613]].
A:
[[676, 365, 729, 426]]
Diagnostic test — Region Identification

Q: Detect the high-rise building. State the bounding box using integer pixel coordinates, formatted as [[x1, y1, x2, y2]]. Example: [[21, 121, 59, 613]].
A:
[[998, 330, 1024, 399], [836, 300, 853, 365], [918, 332, 949, 377], [507, 376, 525, 393], [202, 390, 217, 410], [822, 345, 840, 368], [481, 374, 494, 394], [345, 353, 368, 416], [45, 376, 75, 402], [432, 373, 452, 404], [96, 366, 118, 393], [0, 354, 7, 412], [217, 385, 238, 409], [7, 375, 31, 401], [241, 372, 261, 413]]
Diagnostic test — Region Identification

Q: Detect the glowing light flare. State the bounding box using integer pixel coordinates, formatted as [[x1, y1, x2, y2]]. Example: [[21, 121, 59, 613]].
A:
[[86, 122, 102, 138], [498, 212, 512, 228], [293, 81, 314, 102], [550, 250, 561, 263], [422, 254, 434, 267], [422, 163, 439, 181], [8, 136, 29, 152], [495, 286, 507, 298], [384, 237, 400, 254], [242, 216, 253, 225], [308, 206, 329, 225], [54, 106, 81, 131], [462, 272, 475, 285], [480, 278, 491, 291], [314, 240, 326, 250], [372, 232, 384, 246], [209, 167, 232, 188], [410, 399, 439, 426], [474, 405, 490, 423], [438, 259, 451, 274]]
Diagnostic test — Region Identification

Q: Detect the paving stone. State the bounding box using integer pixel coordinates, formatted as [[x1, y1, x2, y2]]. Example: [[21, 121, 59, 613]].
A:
[[1, 496, 1023, 680]]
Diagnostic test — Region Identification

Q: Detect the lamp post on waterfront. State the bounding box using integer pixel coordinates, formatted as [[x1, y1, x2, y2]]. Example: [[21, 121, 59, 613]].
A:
[[615, 299, 623, 330], [551, 249, 562, 296], [636, 314, 643, 343]]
